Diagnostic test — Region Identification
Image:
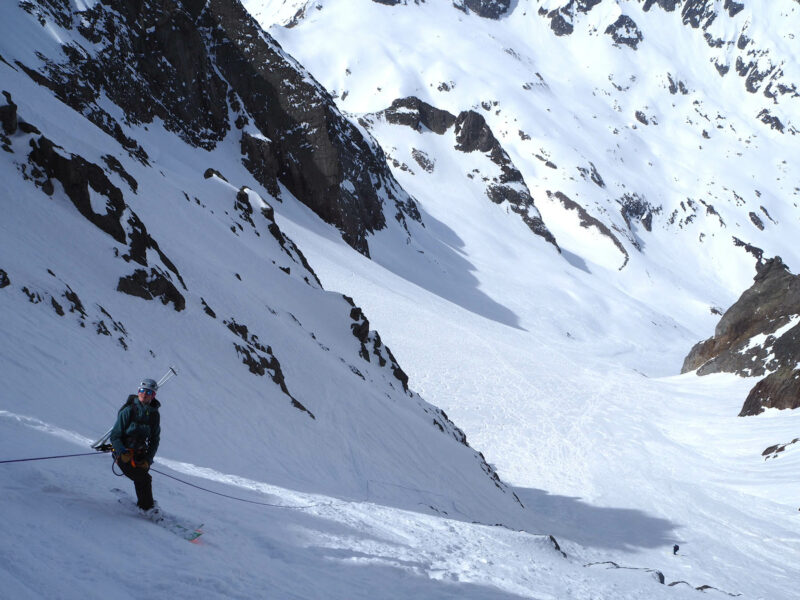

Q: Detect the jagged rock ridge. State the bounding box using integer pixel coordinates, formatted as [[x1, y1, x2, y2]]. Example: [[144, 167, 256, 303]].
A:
[[682, 257, 800, 416], [372, 96, 559, 250]]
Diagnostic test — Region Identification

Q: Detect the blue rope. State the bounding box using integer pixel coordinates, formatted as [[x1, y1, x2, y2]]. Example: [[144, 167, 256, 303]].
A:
[[151, 467, 330, 510], [0, 452, 106, 464]]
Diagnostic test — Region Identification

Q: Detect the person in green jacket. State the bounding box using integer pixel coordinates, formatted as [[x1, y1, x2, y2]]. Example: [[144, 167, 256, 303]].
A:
[[110, 378, 161, 516]]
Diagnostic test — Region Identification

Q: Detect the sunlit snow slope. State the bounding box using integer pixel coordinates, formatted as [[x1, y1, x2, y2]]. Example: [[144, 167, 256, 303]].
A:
[[246, 0, 800, 598], [1, 0, 800, 598]]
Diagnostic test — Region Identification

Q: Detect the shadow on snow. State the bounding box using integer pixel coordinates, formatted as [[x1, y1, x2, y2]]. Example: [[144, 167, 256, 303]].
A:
[[515, 487, 680, 552]]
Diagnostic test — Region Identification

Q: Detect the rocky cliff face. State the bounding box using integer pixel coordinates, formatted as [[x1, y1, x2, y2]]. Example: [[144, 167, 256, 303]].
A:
[[372, 96, 559, 250], [682, 257, 800, 416], [17, 0, 421, 256]]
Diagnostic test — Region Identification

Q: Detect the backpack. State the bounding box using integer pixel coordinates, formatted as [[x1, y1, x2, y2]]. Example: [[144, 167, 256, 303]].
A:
[[117, 395, 160, 451], [91, 396, 160, 453]]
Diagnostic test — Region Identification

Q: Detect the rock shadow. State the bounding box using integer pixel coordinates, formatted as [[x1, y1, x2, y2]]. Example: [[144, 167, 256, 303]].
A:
[[371, 204, 525, 329], [514, 487, 681, 552], [561, 248, 592, 273], [505, 0, 521, 18]]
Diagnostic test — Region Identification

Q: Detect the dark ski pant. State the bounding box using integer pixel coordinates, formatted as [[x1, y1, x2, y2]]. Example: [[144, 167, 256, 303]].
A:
[[118, 461, 154, 510]]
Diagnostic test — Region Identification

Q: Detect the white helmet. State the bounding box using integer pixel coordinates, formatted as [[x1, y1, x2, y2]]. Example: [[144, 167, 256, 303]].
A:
[[139, 378, 158, 393]]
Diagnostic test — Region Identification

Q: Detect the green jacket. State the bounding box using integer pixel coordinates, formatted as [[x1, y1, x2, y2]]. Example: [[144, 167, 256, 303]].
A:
[[109, 395, 161, 463]]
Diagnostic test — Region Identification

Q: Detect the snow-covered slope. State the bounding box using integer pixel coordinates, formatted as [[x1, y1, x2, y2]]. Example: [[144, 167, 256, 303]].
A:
[[2, 0, 800, 598], [248, 0, 800, 597], [256, 0, 800, 314], [0, 0, 524, 544]]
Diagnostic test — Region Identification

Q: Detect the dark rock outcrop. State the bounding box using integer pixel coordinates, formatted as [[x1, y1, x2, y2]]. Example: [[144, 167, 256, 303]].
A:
[[643, 0, 679, 12], [373, 98, 558, 250], [576, 0, 604, 11], [544, 0, 603, 36], [680, 0, 719, 29], [740, 365, 800, 416], [381, 97, 456, 135], [682, 257, 800, 416], [757, 109, 785, 132], [0, 91, 18, 135], [605, 15, 644, 49], [683, 258, 798, 374], [454, 111, 497, 154], [748, 211, 765, 231], [637, 0, 798, 127], [259, 194, 322, 288], [348, 302, 411, 392], [577, 163, 605, 188], [458, 0, 511, 19], [25, 134, 185, 289], [16, 0, 421, 257], [547, 11, 574, 36], [9, 102, 184, 306], [240, 132, 280, 198], [28, 136, 126, 243], [117, 268, 186, 312], [724, 0, 745, 18], [226, 317, 315, 418], [763, 438, 799, 460], [201, 0, 420, 255], [411, 149, 435, 173], [453, 111, 558, 249], [667, 74, 690, 95], [549, 191, 629, 269], [619, 193, 660, 234], [732, 236, 764, 262], [101, 154, 138, 193]]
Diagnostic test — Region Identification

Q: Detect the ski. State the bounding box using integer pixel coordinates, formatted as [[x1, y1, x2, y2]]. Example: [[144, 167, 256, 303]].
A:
[[112, 489, 204, 543], [166, 521, 204, 543]]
